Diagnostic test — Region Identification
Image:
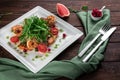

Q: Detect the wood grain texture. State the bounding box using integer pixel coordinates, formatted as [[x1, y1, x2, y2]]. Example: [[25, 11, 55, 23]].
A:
[[0, 0, 120, 80], [0, 12, 120, 27]]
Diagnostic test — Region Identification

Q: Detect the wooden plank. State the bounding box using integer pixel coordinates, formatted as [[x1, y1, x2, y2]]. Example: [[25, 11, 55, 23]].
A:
[[76, 62, 120, 80], [0, 46, 17, 60], [0, 0, 120, 12], [0, 12, 120, 27], [104, 43, 120, 61], [57, 62, 120, 80]]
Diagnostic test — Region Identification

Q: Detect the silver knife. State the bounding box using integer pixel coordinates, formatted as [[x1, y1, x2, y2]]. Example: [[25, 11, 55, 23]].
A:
[[82, 27, 117, 62]]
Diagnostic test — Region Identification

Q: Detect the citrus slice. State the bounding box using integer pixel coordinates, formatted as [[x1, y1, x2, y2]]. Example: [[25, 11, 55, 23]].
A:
[[56, 3, 70, 17]]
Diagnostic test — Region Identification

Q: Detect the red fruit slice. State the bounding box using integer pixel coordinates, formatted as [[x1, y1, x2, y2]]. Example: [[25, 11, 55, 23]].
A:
[[56, 3, 70, 17], [10, 36, 19, 43], [37, 43, 48, 53]]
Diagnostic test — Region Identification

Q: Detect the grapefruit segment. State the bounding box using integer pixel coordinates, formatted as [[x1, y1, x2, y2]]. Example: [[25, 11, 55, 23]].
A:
[[56, 3, 70, 17]]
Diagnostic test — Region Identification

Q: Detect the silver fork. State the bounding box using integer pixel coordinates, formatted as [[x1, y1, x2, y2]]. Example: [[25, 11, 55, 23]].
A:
[[78, 23, 110, 57]]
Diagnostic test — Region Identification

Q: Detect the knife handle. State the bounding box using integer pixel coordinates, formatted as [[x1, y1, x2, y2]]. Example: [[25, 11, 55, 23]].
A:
[[78, 33, 101, 57], [82, 40, 103, 62]]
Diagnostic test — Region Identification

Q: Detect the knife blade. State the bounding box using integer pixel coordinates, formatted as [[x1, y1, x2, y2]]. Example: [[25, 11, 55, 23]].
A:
[[82, 27, 117, 62]]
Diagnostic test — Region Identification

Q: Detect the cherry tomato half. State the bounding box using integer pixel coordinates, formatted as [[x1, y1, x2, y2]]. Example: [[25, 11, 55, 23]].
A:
[[10, 36, 19, 43], [37, 43, 48, 53]]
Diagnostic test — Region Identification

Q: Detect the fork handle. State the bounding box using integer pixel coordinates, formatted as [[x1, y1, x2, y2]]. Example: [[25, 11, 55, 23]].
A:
[[82, 40, 103, 62], [78, 33, 101, 57]]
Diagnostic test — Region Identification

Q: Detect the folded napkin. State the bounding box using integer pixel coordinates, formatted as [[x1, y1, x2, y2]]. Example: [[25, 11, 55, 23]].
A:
[[0, 9, 110, 80]]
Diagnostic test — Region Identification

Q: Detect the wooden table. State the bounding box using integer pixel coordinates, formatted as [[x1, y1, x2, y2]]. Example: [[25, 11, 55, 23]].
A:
[[0, 0, 120, 80]]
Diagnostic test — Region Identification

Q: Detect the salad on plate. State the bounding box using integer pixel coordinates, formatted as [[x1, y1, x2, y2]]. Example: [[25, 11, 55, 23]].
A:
[[9, 15, 61, 55]]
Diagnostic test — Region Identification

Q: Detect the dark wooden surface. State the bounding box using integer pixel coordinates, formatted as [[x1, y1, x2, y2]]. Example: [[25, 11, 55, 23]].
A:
[[0, 0, 120, 80]]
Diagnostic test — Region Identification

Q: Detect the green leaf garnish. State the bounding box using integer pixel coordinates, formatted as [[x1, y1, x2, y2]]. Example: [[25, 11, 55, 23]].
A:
[[81, 5, 88, 11]]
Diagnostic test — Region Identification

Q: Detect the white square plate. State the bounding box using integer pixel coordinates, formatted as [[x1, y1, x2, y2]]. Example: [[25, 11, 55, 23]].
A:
[[0, 6, 83, 73]]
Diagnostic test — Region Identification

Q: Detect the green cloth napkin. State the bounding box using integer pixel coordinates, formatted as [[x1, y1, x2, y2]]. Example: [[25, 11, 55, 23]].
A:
[[0, 9, 110, 80]]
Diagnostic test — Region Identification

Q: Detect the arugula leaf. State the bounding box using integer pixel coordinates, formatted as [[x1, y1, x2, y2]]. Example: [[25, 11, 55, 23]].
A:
[[19, 16, 50, 43]]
